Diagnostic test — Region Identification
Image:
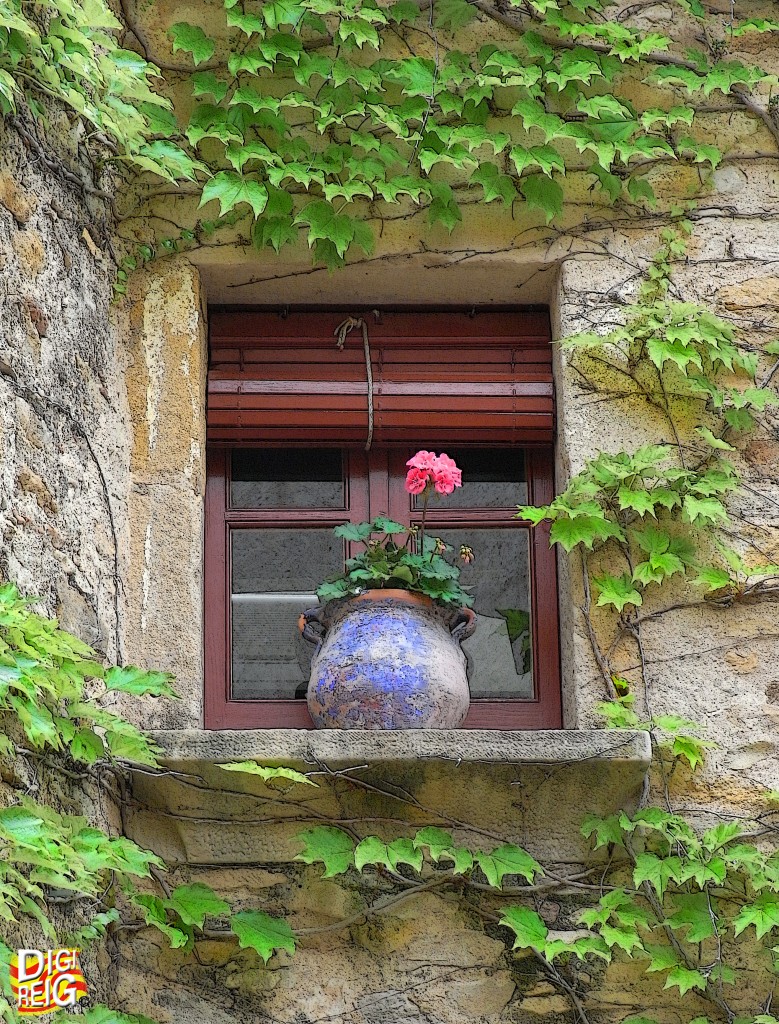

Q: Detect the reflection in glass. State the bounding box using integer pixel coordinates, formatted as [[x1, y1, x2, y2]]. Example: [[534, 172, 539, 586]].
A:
[[411, 449, 527, 508], [230, 529, 342, 699], [231, 448, 344, 508], [433, 528, 533, 699]]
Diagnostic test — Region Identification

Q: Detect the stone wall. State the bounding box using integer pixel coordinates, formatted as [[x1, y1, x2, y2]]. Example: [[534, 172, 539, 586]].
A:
[[0, 114, 130, 1008], [0, 117, 128, 659], [2, 8, 779, 1020]]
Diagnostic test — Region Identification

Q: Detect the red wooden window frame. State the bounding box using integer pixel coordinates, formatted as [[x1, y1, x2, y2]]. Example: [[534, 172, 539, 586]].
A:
[[204, 445, 561, 730], [203, 307, 560, 733]]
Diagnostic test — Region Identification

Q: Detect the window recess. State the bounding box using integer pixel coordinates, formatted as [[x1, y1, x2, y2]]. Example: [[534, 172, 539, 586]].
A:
[[205, 310, 560, 731]]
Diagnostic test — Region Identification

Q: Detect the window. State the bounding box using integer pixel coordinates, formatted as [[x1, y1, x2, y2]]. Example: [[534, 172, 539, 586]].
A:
[[205, 310, 560, 730]]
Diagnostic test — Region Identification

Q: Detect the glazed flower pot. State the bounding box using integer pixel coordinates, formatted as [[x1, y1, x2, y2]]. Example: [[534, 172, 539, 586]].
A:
[[298, 590, 476, 729]]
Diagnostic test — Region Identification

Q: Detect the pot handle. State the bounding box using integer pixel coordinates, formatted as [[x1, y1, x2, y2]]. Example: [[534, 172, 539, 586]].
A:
[[450, 607, 477, 644], [298, 606, 326, 651]]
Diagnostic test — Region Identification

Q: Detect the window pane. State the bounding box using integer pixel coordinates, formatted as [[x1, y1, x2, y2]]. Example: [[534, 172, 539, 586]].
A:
[[411, 449, 527, 508], [231, 448, 344, 508], [230, 528, 342, 699], [433, 528, 533, 699]]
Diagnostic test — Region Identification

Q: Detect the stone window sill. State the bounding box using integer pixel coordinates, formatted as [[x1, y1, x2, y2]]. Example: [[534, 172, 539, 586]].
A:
[[147, 727, 650, 772], [127, 730, 650, 865]]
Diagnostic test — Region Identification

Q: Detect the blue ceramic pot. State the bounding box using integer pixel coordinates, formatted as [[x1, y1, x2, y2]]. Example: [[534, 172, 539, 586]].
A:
[[299, 590, 476, 729]]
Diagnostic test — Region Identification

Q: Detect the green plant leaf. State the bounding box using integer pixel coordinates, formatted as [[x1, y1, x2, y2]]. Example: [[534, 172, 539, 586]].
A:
[[499, 906, 548, 949], [683, 495, 728, 525], [217, 762, 317, 786], [169, 23, 216, 66], [70, 728, 105, 764], [521, 174, 564, 223], [105, 665, 177, 698], [231, 910, 296, 963], [295, 827, 354, 876], [549, 515, 624, 552], [475, 844, 541, 888], [734, 894, 779, 939], [581, 813, 626, 849], [594, 573, 642, 612], [671, 735, 714, 771], [168, 883, 230, 928], [200, 172, 268, 218], [334, 521, 374, 542], [354, 836, 393, 872], [633, 852, 683, 898], [666, 892, 715, 942], [412, 827, 455, 861], [663, 965, 707, 996]]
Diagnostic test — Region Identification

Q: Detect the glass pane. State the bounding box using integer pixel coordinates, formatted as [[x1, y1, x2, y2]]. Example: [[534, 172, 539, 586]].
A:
[[433, 528, 533, 699], [231, 448, 344, 508], [230, 528, 343, 699], [411, 449, 527, 509]]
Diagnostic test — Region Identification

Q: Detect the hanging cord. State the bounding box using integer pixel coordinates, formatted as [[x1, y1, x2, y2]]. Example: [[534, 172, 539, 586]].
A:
[[334, 315, 375, 451]]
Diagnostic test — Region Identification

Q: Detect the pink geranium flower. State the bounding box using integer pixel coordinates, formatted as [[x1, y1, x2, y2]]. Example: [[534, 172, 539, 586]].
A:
[[404, 467, 430, 495], [404, 450, 463, 497], [406, 450, 438, 471], [433, 453, 462, 483]]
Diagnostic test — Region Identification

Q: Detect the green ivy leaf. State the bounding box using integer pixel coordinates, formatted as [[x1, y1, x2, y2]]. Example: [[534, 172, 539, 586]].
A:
[[435, 0, 477, 31], [691, 566, 732, 591], [666, 892, 715, 942], [617, 485, 656, 516], [217, 762, 317, 786], [475, 844, 541, 887], [231, 910, 296, 962], [70, 728, 105, 764], [521, 174, 564, 223], [105, 665, 177, 698], [168, 883, 230, 928], [594, 573, 642, 612], [387, 838, 424, 872], [499, 906, 548, 949], [295, 826, 354, 876], [549, 515, 624, 552], [0, 806, 46, 847], [200, 172, 268, 218], [663, 965, 707, 996], [671, 735, 714, 771], [683, 495, 728, 525], [295, 200, 356, 256], [169, 23, 216, 66], [470, 163, 517, 204], [191, 71, 228, 103], [412, 827, 455, 861], [633, 852, 683, 898], [133, 894, 191, 948], [439, 846, 475, 874], [354, 836, 393, 872], [428, 183, 462, 232]]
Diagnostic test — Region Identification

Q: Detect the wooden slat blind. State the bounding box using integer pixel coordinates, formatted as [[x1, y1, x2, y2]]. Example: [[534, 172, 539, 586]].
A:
[[208, 309, 554, 446]]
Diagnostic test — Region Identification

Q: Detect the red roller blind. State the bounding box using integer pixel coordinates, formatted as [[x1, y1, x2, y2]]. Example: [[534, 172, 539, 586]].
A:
[[208, 309, 554, 446]]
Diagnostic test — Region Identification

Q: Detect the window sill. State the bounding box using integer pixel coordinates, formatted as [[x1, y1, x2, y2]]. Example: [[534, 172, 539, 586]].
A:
[[146, 726, 650, 771], [127, 730, 650, 866]]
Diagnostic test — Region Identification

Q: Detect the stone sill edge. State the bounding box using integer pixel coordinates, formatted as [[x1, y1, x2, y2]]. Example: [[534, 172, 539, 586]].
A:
[[147, 728, 651, 770]]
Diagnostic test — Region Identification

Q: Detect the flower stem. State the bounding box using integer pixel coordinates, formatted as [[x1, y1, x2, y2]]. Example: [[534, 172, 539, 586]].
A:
[[419, 489, 431, 559]]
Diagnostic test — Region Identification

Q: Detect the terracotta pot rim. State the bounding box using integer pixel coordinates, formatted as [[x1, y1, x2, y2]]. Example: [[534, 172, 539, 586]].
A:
[[351, 588, 435, 607]]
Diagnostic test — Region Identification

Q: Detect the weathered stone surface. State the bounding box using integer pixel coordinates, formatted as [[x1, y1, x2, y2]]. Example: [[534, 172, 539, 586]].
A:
[[3, 13, 779, 1019], [146, 726, 651, 768]]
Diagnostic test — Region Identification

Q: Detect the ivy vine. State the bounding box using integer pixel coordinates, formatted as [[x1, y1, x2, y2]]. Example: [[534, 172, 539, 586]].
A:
[[2, 0, 779, 1022]]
